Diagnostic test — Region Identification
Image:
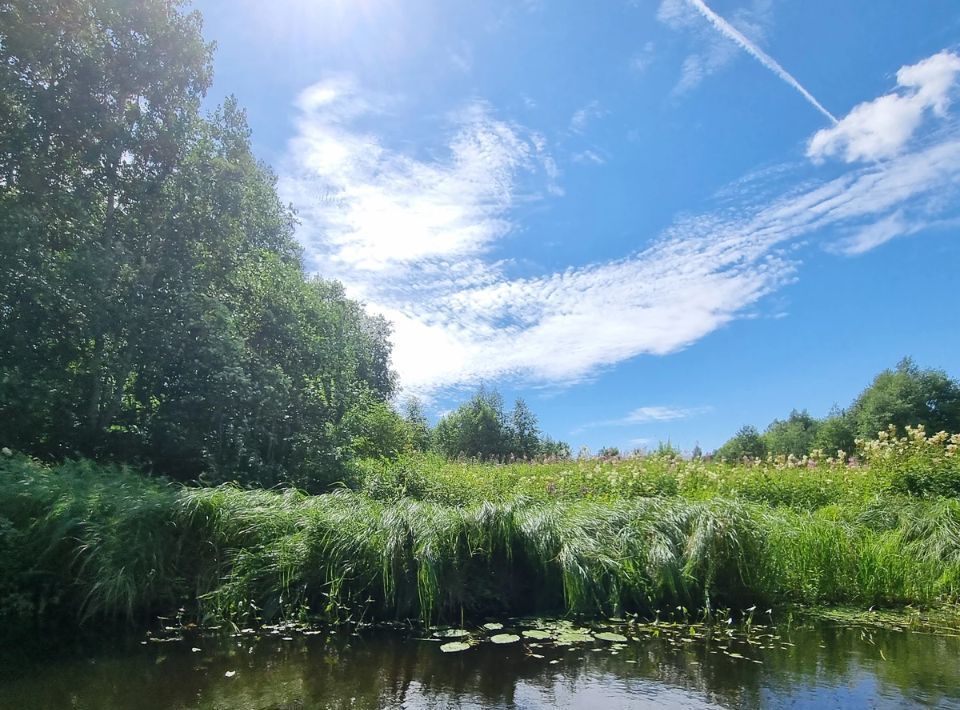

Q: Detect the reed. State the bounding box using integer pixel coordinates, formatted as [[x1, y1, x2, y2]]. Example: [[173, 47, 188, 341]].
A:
[[2, 437, 959, 634]]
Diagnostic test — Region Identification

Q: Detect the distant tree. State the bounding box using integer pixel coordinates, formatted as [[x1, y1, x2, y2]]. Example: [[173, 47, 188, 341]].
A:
[[763, 410, 820, 458], [849, 358, 960, 439], [598, 446, 620, 458], [654, 441, 682, 458], [433, 387, 509, 460], [510, 398, 540, 459], [717, 426, 766, 461], [539, 436, 572, 460], [691, 444, 703, 460], [431, 388, 569, 461], [812, 412, 856, 458], [402, 398, 432, 452]]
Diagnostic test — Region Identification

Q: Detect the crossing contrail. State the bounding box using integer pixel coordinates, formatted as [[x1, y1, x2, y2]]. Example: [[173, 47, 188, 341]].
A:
[[687, 0, 838, 124]]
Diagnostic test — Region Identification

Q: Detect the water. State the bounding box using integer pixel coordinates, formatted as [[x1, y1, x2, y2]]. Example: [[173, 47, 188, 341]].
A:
[[1, 620, 959, 709]]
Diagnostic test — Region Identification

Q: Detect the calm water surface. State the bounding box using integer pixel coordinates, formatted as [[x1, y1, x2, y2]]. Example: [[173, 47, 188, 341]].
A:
[[1, 621, 958, 709]]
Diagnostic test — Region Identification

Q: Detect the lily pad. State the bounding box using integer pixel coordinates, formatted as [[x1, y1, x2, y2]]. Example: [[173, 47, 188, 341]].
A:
[[522, 630, 553, 640], [440, 641, 471, 653], [483, 623, 504, 631], [556, 631, 594, 644], [595, 632, 628, 643], [490, 634, 521, 644]]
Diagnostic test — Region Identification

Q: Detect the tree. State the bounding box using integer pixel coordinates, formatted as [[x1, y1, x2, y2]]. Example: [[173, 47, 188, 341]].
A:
[[812, 412, 856, 458], [763, 410, 820, 458], [402, 398, 432, 452], [433, 387, 508, 460], [539, 436, 572, 460], [0, 0, 213, 459], [717, 426, 766, 461], [430, 387, 562, 461], [0, 0, 399, 490], [849, 358, 960, 439], [510, 398, 540, 460]]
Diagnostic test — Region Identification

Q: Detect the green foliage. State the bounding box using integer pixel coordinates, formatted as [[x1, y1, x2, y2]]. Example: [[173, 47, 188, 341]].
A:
[[718, 359, 960, 460], [341, 398, 410, 461], [432, 387, 568, 461], [862, 426, 960, 498], [3, 438, 960, 632], [764, 410, 820, 458], [0, 0, 395, 489], [813, 413, 857, 458], [402, 399, 432, 452], [717, 426, 767, 462], [849, 358, 960, 440]]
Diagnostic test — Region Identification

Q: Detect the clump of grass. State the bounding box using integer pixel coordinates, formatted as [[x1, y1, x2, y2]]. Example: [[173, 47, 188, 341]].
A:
[[0, 456, 186, 626]]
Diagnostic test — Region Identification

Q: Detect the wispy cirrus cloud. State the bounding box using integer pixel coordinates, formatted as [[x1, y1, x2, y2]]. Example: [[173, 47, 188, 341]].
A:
[[658, 0, 772, 96], [280, 76, 545, 276], [572, 149, 607, 165], [573, 405, 714, 434], [569, 100, 607, 134], [630, 41, 657, 74], [279, 53, 960, 397]]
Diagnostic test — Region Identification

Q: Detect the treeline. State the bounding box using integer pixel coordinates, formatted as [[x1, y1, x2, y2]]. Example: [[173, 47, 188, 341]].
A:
[[716, 358, 960, 460], [0, 0, 396, 490]]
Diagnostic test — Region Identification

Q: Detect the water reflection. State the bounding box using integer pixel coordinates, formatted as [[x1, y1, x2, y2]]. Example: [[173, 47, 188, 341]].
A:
[[1, 622, 958, 709]]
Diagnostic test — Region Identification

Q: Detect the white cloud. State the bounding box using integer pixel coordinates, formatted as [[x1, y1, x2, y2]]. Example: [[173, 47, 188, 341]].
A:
[[280, 79, 547, 274], [570, 100, 606, 133], [572, 149, 606, 165], [630, 41, 657, 74], [449, 43, 473, 73], [624, 405, 713, 422], [280, 66, 960, 397], [660, 0, 773, 96], [834, 211, 910, 255], [808, 51, 960, 164], [572, 405, 712, 435]]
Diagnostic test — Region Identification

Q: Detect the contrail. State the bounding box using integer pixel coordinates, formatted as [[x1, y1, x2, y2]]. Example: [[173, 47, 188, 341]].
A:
[[687, 0, 837, 124]]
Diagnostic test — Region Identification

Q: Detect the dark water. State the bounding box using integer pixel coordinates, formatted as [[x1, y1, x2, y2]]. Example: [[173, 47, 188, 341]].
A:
[[1, 620, 959, 709]]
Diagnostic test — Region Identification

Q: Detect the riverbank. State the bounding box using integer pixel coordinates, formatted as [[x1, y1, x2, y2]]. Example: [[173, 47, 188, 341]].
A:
[[2, 429, 959, 634]]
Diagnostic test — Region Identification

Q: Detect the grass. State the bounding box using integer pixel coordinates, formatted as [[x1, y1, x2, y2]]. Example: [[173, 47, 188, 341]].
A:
[[2, 426, 959, 634]]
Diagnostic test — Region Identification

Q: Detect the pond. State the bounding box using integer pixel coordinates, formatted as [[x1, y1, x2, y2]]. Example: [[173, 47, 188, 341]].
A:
[[1, 617, 959, 709]]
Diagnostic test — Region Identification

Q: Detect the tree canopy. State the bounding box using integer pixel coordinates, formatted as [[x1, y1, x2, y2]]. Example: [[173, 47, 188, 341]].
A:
[[717, 359, 960, 460], [0, 0, 395, 489], [432, 388, 568, 461]]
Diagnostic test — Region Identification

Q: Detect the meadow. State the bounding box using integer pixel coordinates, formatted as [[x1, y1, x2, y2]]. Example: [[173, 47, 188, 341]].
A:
[[2, 426, 960, 636]]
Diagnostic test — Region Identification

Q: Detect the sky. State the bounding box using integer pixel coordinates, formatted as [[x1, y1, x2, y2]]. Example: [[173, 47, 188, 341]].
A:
[[191, 0, 960, 453]]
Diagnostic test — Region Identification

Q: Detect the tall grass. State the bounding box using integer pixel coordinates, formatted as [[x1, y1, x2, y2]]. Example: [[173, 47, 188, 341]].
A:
[[2, 429, 959, 633]]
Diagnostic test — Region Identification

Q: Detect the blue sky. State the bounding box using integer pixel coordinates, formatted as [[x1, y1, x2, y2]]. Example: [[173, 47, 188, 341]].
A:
[[192, 0, 960, 453]]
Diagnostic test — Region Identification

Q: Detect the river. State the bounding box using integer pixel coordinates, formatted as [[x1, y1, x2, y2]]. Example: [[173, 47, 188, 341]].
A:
[[1, 617, 958, 708]]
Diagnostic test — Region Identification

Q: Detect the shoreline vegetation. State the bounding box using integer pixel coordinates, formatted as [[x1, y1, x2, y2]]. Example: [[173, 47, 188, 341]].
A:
[[3, 425, 960, 638], [4, 0, 960, 653]]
